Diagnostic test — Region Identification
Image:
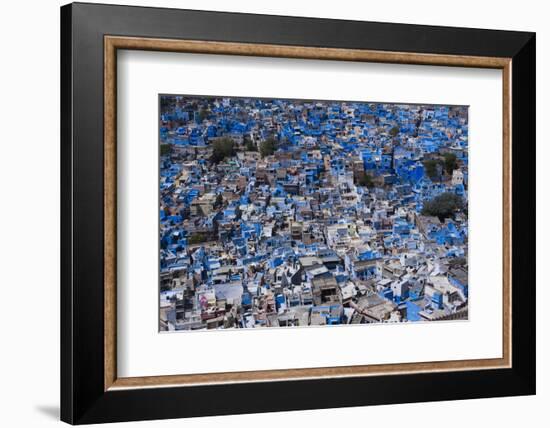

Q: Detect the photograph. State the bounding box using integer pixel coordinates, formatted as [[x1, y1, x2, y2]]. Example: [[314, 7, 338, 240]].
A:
[[52, 1, 536, 424], [159, 95, 469, 331]]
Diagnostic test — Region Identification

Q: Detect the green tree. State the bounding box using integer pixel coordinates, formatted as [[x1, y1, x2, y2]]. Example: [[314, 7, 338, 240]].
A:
[[358, 173, 374, 188], [244, 136, 257, 152], [423, 159, 440, 181], [211, 137, 235, 164], [188, 233, 207, 245], [421, 192, 463, 221], [442, 153, 458, 175], [160, 144, 171, 156], [214, 193, 224, 209], [260, 137, 278, 158], [198, 108, 211, 122]]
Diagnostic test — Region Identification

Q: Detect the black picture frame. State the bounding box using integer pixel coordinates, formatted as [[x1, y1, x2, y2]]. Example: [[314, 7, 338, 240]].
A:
[[61, 2, 535, 424]]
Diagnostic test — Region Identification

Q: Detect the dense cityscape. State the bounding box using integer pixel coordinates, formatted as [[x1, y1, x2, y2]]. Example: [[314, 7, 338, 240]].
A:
[[159, 95, 469, 331]]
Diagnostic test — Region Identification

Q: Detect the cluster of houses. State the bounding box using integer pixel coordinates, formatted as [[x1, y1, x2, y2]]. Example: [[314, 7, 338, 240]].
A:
[[159, 96, 469, 331]]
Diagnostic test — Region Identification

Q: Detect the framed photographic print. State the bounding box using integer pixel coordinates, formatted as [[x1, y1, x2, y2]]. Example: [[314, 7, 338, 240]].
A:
[[60, 2, 536, 424]]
